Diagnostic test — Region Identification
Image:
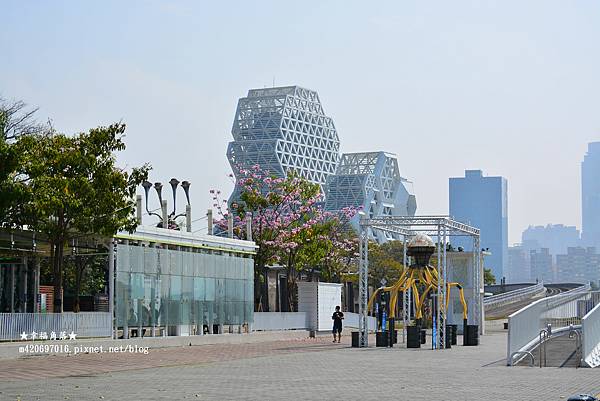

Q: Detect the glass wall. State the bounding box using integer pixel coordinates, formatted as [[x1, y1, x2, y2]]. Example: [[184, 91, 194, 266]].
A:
[[116, 243, 253, 333]]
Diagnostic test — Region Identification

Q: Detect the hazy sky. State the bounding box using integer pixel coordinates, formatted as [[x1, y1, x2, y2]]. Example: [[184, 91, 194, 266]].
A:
[[2, 0, 599, 243]]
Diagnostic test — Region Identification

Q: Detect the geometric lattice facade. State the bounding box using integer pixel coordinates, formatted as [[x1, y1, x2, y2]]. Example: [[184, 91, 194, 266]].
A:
[[325, 151, 417, 242], [227, 86, 340, 201]]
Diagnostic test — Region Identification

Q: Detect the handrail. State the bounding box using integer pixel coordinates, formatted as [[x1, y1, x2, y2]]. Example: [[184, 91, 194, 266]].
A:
[[569, 325, 582, 369], [510, 351, 535, 367], [539, 328, 549, 368], [485, 283, 544, 303], [485, 283, 545, 309], [581, 300, 600, 368], [507, 284, 591, 366]]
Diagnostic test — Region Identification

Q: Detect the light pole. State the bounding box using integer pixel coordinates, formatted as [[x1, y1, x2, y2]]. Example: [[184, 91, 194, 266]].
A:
[[141, 178, 192, 230]]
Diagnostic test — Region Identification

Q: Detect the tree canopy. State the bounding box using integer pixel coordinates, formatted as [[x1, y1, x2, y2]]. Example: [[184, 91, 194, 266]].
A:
[[7, 121, 150, 311], [213, 165, 358, 311]]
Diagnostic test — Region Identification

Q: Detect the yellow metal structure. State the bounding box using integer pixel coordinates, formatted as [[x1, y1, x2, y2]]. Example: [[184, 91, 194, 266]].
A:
[[368, 265, 468, 322]]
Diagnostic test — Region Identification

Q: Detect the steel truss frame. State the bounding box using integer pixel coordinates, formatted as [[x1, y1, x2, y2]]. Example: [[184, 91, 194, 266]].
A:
[[357, 215, 481, 349]]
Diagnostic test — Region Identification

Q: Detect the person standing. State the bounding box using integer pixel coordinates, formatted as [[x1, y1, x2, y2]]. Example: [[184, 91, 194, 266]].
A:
[[332, 306, 344, 343]]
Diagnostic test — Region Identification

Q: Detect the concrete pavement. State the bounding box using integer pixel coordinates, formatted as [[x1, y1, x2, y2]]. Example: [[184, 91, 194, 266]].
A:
[[0, 330, 599, 401]]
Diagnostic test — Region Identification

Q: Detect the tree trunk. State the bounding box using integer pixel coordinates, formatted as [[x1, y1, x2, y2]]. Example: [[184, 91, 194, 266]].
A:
[[254, 262, 269, 312], [52, 240, 64, 313], [286, 273, 297, 312], [261, 266, 269, 312], [74, 257, 84, 313], [285, 250, 296, 312]]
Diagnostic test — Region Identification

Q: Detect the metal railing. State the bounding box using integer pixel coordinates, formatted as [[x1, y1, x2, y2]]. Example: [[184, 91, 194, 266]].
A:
[[0, 312, 112, 341], [582, 302, 600, 368], [538, 328, 550, 367], [484, 282, 545, 311], [506, 284, 591, 365], [509, 351, 535, 367], [568, 324, 582, 368]]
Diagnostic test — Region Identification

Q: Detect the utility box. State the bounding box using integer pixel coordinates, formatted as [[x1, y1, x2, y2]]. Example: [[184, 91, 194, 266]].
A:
[[297, 282, 342, 332]]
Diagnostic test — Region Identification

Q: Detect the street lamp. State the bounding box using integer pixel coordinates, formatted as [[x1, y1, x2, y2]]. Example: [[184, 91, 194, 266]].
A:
[[141, 178, 192, 230]]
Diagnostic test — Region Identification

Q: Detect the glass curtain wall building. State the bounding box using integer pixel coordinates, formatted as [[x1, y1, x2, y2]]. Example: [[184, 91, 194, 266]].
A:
[[227, 86, 340, 200], [115, 227, 256, 337], [582, 142, 600, 250], [325, 151, 417, 242], [449, 170, 508, 282]]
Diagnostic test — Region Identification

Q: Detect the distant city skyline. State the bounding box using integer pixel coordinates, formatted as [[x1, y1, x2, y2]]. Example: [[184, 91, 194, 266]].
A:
[[1, 1, 599, 243]]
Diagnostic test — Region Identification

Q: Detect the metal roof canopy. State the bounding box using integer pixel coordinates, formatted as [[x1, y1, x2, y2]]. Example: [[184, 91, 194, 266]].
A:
[[356, 215, 482, 349], [364, 215, 480, 237]]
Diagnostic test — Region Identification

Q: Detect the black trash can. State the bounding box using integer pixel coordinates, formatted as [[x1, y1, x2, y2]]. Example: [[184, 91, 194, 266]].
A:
[[407, 326, 421, 348], [351, 331, 359, 348], [420, 329, 427, 344], [445, 331, 452, 349], [376, 331, 389, 347], [464, 325, 479, 346], [445, 325, 456, 347], [447, 325, 457, 345]]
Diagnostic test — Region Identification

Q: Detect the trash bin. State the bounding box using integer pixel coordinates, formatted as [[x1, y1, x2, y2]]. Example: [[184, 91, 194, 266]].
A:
[[351, 331, 359, 348], [407, 326, 421, 348], [446, 325, 457, 345], [464, 325, 479, 346], [443, 326, 454, 348], [376, 331, 388, 347]]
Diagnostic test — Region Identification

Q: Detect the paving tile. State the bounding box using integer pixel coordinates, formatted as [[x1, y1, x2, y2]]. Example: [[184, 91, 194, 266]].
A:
[[0, 332, 598, 401]]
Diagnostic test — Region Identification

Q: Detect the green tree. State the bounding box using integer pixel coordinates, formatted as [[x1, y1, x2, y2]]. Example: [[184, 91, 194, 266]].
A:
[[213, 166, 356, 311], [15, 123, 150, 312], [64, 249, 107, 312], [368, 240, 406, 288], [484, 268, 496, 285], [0, 98, 47, 225]]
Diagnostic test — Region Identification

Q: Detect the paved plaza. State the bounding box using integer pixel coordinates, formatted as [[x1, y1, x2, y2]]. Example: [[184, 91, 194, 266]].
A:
[[0, 330, 599, 401]]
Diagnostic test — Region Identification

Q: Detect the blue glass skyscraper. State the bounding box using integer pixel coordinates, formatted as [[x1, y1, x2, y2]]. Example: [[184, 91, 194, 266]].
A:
[[581, 142, 600, 250], [449, 170, 508, 281]]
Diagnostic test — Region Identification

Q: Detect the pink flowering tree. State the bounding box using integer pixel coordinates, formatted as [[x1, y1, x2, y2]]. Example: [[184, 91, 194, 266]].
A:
[[211, 165, 358, 311]]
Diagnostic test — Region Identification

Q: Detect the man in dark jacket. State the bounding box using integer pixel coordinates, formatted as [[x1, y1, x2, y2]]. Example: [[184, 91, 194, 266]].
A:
[[332, 306, 344, 343]]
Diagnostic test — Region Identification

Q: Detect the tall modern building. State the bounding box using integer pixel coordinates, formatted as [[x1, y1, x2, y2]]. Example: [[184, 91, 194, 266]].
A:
[[556, 246, 600, 284], [521, 224, 581, 256], [582, 142, 600, 249], [506, 245, 531, 283], [325, 152, 417, 242], [530, 248, 554, 283], [449, 170, 508, 281], [227, 86, 340, 202]]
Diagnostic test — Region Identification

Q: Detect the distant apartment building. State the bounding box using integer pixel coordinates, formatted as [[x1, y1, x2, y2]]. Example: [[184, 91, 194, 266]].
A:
[[556, 247, 600, 284], [582, 142, 600, 250], [449, 170, 508, 281], [521, 224, 581, 255], [530, 248, 554, 283], [506, 245, 531, 283]]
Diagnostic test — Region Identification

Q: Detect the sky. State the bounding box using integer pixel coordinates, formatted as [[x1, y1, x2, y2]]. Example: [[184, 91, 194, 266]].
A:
[[1, 0, 599, 244]]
